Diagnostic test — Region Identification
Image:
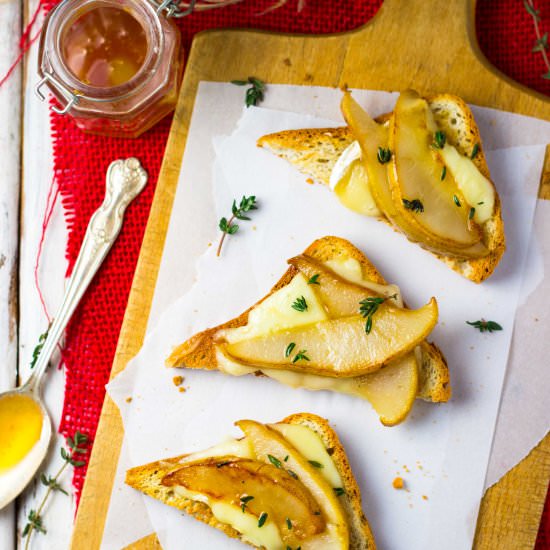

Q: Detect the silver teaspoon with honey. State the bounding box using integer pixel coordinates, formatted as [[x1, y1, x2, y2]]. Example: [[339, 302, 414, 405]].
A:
[[0, 158, 147, 509]]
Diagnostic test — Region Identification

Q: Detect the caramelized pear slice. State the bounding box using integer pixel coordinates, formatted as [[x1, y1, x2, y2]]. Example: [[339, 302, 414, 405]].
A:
[[223, 299, 438, 377], [389, 90, 482, 247], [355, 352, 418, 426], [288, 254, 381, 317], [162, 456, 324, 546], [341, 91, 488, 259], [236, 420, 349, 549]]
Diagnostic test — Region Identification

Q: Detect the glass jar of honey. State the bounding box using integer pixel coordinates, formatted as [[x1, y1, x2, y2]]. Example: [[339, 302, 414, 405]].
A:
[[37, 0, 184, 138]]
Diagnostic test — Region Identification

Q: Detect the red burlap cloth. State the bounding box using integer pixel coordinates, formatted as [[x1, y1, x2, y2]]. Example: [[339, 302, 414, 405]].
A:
[[41, 0, 549, 544]]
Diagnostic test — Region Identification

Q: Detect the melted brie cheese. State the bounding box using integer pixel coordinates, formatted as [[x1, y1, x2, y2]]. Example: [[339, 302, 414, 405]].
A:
[[439, 144, 495, 223], [221, 273, 328, 344], [329, 141, 381, 217], [270, 424, 342, 488], [173, 486, 284, 550]]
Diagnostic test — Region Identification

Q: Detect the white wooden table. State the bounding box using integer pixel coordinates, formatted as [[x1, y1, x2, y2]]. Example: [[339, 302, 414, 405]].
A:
[[1, 2, 77, 548]]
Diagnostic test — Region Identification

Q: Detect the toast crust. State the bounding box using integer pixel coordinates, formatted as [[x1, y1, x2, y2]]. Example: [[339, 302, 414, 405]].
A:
[[257, 94, 505, 283], [125, 413, 376, 549], [167, 236, 451, 403]]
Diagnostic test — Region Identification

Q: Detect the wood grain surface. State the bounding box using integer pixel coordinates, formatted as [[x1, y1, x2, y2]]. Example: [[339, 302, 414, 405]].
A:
[[71, 0, 550, 548]]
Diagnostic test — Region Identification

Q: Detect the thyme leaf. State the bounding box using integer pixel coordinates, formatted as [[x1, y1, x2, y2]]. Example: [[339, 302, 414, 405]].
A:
[[268, 454, 282, 468], [30, 326, 50, 369], [285, 343, 296, 358], [466, 319, 503, 333], [377, 147, 392, 164], [291, 296, 308, 312], [258, 512, 268, 527], [433, 130, 446, 149], [292, 350, 310, 363], [307, 274, 320, 285], [402, 198, 424, 213]]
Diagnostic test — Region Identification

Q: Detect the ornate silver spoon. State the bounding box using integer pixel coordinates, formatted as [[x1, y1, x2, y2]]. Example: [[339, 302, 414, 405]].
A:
[[0, 157, 147, 510]]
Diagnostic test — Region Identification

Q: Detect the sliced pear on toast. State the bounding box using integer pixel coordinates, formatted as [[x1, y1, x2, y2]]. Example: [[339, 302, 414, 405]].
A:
[[166, 236, 450, 423], [222, 299, 438, 377], [340, 92, 488, 259], [236, 419, 349, 549], [389, 90, 483, 248], [163, 456, 325, 546], [355, 353, 418, 426], [288, 254, 381, 317], [126, 413, 376, 549]]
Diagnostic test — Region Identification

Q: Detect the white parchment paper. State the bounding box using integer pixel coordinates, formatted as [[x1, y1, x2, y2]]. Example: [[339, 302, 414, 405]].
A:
[[101, 84, 550, 549]]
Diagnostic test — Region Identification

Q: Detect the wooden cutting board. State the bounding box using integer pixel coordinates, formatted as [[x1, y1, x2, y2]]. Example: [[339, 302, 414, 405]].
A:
[[71, 0, 550, 548]]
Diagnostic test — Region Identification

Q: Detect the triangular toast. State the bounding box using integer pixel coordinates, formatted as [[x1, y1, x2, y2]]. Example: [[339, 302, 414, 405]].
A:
[[126, 412, 376, 549], [167, 236, 451, 416], [257, 93, 505, 283]]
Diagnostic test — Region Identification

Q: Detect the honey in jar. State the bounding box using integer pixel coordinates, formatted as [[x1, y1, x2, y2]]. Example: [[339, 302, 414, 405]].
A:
[[37, 0, 183, 138], [62, 7, 148, 88]]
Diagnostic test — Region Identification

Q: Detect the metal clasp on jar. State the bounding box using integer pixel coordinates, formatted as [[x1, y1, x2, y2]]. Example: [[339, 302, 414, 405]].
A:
[[155, 0, 197, 18], [36, 72, 80, 115]]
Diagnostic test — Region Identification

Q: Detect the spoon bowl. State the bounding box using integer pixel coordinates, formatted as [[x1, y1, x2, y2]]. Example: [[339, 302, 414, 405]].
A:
[[0, 389, 52, 509]]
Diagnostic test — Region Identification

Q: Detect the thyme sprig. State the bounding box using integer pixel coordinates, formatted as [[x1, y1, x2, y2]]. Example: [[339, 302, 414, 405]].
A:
[[524, 0, 550, 79], [217, 195, 258, 256], [23, 432, 88, 550], [359, 294, 397, 334], [231, 77, 266, 107], [466, 319, 503, 333], [30, 326, 50, 369]]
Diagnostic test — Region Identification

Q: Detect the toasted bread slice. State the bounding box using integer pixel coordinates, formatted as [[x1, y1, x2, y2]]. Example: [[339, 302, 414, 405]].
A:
[[167, 236, 451, 403], [257, 95, 505, 283], [126, 413, 376, 549]]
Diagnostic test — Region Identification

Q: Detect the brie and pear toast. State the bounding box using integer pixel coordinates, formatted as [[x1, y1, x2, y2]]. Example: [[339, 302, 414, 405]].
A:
[[167, 236, 450, 425], [258, 90, 505, 283], [126, 413, 376, 550]]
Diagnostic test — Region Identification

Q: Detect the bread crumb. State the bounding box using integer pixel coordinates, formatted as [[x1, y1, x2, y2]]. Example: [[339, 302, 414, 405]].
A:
[[306, 178, 314, 185], [208, 242, 212, 247], [178, 387, 186, 393], [173, 376, 184, 387], [422, 495, 428, 500], [392, 477, 404, 489], [125, 397, 132, 403]]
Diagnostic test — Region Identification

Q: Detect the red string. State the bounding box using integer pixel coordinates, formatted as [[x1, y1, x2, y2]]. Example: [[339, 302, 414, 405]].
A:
[[34, 176, 59, 323], [0, 1, 44, 89]]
